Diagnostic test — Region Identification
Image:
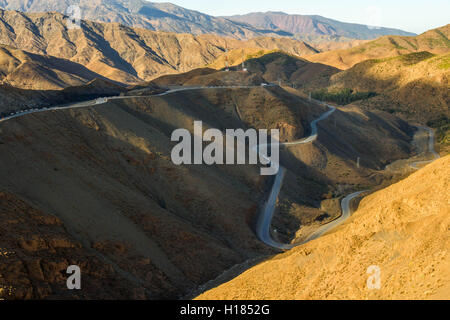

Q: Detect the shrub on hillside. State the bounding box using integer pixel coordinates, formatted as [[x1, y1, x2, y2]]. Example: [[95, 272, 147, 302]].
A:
[[428, 115, 450, 145], [311, 88, 377, 105]]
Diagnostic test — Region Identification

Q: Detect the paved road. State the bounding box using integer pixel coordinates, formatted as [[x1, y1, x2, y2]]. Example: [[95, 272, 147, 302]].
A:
[[300, 124, 440, 244], [283, 105, 336, 146], [410, 126, 440, 170], [302, 191, 368, 244], [256, 167, 292, 249], [0, 85, 261, 123], [255, 102, 341, 250], [0, 98, 106, 123], [0, 87, 366, 251]]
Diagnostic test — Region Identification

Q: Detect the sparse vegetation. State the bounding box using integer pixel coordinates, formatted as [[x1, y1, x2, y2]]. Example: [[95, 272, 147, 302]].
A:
[[426, 31, 450, 49], [434, 29, 450, 47], [245, 49, 276, 61], [307, 25, 450, 70], [428, 115, 450, 145], [371, 51, 435, 65], [389, 37, 407, 50], [311, 88, 377, 105], [399, 51, 435, 65], [437, 54, 450, 69], [404, 39, 418, 50]]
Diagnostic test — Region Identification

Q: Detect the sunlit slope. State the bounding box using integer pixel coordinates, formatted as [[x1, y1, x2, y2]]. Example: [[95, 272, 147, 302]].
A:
[[211, 51, 341, 89], [306, 25, 450, 69], [329, 52, 450, 121], [197, 156, 450, 300], [0, 9, 317, 84]]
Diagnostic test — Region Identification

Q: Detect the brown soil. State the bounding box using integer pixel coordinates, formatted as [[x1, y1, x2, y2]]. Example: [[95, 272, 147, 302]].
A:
[[197, 156, 450, 300], [306, 24, 450, 70], [0, 85, 416, 299]]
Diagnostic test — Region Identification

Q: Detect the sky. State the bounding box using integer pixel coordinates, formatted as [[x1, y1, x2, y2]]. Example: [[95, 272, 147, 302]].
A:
[[151, 0, 450, 34]]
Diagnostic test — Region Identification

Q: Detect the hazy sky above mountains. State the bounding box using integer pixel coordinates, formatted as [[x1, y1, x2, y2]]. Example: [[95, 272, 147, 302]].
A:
[[151, 0, 449, 34]]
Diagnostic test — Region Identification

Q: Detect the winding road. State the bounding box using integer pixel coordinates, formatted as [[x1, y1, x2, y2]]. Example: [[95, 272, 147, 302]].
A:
[[302, 191, 367, 244], [410, 126, 441, 170], [0, 85, 260, 123], [254, 102, 349, 250], [256, 108, 441, 250], [2, 86, 429, 252]]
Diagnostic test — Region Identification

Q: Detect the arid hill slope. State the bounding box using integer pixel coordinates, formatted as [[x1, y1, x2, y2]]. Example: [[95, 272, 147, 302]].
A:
[[0, 9, 317, 86], [0, 191, 143, 299], [0, 0, 289, 40], [306, 25, 450, 69], [313, 39, 370, 52], [0, 82, 416, 299], [329, 52, 449, 122], [197, 156, 450, 300], [0, 1, 414, 41], [0, 79, 127, 115], [0, 45, 118, 89], [0, 88, 275, 299], [318, 51, 449, 152], [224, 11, 415, 41], [220, 51, 341, 89]]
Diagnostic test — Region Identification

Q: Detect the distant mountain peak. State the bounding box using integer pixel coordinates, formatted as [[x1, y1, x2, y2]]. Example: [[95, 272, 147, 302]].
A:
[[224, 12, 416, 41], [0, 0, 415, 41]]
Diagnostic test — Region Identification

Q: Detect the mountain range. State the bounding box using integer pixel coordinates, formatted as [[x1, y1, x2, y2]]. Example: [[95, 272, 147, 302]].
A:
[[0, 70, 418, 299], [0, 0, 415, 41], [224, 11, 416, 41], [0, 1, 448, 301], [307, 24, 450, 69], [0, 9, 318, 88]]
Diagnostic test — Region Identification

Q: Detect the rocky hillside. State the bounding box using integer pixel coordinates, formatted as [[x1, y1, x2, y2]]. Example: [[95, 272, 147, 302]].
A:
[[0, 1, 414, 41], [329, 52, 449, 121], [0, 79, 416, 299], [0, 191, 145, 299], [209, 51, 340, 89], [197, 156, 450, 300], [0, 87, 275, 299], [0, 9, 318, 87], [306, 25, 450, 69], [0, 79, 128, 116], [225, 11, 415, 41], [0, 0, 290, 40], [318, 51, 449, 152], [0, 45, 119, 89]]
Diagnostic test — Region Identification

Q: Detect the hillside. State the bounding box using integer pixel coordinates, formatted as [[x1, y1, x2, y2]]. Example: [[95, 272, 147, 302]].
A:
[[197, 156, 450, 300], [0, 191, 143, 299], [312, 39, 370, 52], [0, 80, 416, 299], [0, 45, 120, 89], [0, 9, 318, 85], [0, 79, 127, 115], [0, 0, 291, 40], [328, 52, 449, 119], [306, 25, 450, 69], [0, 87, 276, 299], [210, 51, 341, 89], [225, 11, 415, 42], [154, 68, 267, 87], [316, 51, 449, 151], [0, 1, 414, 41]]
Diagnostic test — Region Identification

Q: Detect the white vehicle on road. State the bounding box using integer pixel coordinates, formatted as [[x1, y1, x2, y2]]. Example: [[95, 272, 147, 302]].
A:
[[96, 97, 108, 104]]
